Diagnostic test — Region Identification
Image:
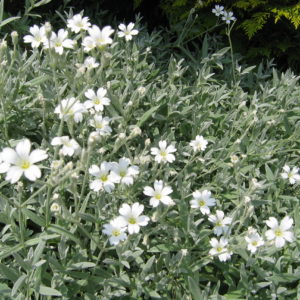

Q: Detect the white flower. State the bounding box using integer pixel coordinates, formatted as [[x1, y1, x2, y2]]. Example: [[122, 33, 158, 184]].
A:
[[102, 217, 127, 245], [189, 135, 208, 152], [151, 140, 176, 164], [50, 202, 61, 214], [110, 157, 139, 185], [67, 14, 91, 33], [251, 177, 263, 188], [118, 202, 150, 234], [89, 115, 112, 135], [54, 98, 86, 123], [281, 165, 300, 184], [1, 139, 48, 183], [245, 228, 264, 253], [212, 5, 225, 16], [222, 11, 236, 24], [84, 88, 110, 112], [209, 210, 232, 236], [190, 190, 216, 215], [23, 25, 46, 48], [82, 25, 114, 51], [117, 22, 139, 41], [51, 160, 63, 170], [84, 56, 99, 69], [43, 29, 75, 55], [230, 155, 239, 164], [209, 237, 232, 262], [143, 180, 174, 207], [265, 216, 294, 248], [89, 162, 118, 193], [51, 136, 80, 156]]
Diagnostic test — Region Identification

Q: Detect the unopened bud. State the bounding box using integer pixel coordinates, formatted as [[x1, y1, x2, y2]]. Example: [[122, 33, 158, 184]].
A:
[[129, 126, 142, 138], [137, 86, 146, 95], [44, 22, 52, 39], [11, 31, 18, 46]]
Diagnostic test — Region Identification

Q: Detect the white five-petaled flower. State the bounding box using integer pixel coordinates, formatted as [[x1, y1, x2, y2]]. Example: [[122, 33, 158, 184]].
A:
[[117, 22, 139, 41], [245, 227, 264, 253], [209, 210, 232, 236], [23, 25, 47, 48], [190, 190, 216, 215], [67, 14, 91, 33], [222, 11, 236, 24], [51, 136, 80, 157], [1, 139, 48, 183], [281, 165, 300, 185], [118, 202, 150, 234], [102, 217, 127, 245], [89, 115, 112, 135], [151, 140, 176, 164], [143, 180, 174, 207], [84, 56, 99, 69], [89, 162, 118, 193], [212, 5, 225, 16], [209, 237, 232, 262], [82, 25, 114, 51], [110, 157, 139, 185], [189, 135, 208, 152], [84, 88, 111, 112], [265, 216, 294, 248], [54, 98, 86, 123], [43, 29, 75, 55]]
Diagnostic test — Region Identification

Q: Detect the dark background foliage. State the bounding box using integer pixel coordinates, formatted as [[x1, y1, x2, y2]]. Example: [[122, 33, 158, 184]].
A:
[[3, 0, 300, 72]]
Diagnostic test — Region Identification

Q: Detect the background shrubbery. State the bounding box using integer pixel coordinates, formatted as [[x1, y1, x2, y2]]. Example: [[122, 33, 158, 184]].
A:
[[3, 0, 300, 71]]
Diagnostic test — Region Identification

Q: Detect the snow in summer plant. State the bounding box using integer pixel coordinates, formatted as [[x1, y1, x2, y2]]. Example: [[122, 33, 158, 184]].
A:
[[0, 9, 299, 299]]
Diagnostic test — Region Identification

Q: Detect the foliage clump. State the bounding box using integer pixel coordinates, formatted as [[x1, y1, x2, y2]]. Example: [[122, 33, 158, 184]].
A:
[[0, 7, 299, 300]]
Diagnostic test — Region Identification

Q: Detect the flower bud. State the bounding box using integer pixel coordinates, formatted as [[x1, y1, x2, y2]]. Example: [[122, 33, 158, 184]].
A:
[[44, 22, 52, 39], [11, 31, 18, 46]]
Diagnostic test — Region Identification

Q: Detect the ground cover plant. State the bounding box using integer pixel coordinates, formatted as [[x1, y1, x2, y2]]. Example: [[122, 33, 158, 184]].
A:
[[0, 6, 300, 300]]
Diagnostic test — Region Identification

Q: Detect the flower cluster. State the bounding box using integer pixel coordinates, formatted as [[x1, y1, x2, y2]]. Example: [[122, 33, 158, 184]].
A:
[[13, 13, 296, 266], [89, 158, 139, 193], [212, 5, 236, 24], [24, 14, 139, 54], [103, 203, 149, 245]]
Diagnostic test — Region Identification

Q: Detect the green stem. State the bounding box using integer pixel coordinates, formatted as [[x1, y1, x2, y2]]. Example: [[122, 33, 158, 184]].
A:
[[78, 143, 93, 212], [18, 185, 25, 244], [226, 23, 236, 85]]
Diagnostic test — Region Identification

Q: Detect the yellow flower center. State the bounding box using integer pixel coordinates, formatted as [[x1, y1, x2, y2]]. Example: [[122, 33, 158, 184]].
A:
[[96, 123, 103, 129], [21, 161, 30, 169], [66, 108, 74, 115], [94, 98, 101, 105], [251, 241, 258, 246], [216, 221, 223, 227], [160, 151, 167, 157], [155, 194, 162, 200], [128, 217, 136, 224], [199, 200, 205, 207], [112, 229, 120, 237], [120, 171, 126, 177], [101, 175, 108, 182], [217, 247, 223, 252], [275, 229, 283, 237], [55, 41, 62, 47]]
